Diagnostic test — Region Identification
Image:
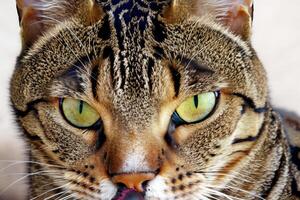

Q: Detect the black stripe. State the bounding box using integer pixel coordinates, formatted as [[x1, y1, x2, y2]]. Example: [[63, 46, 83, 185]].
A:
[[98, 15, 111, 40], [168, 64, 181, 97], [119, 60, 127, 90], [262, 154, 285, 198], [232, 120, 265, 144], [96, 123, 106, 150], [290, 146, 300, 170], [232, 136, 258, 144], [91, 65, 100, 99], [153, 46, 165, 59], [292, 178, 300, 197], [152, 17, 167, 42], [233, 93, 267, 113]]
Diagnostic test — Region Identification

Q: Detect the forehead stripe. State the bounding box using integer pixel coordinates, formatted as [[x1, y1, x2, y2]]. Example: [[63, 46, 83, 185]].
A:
[[96, 0, 171, 90], [98, 15, 111, 40]]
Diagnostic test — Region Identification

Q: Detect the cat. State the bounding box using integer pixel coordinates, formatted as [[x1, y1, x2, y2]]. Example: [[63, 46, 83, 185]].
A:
[[10, 0, 300, 199]]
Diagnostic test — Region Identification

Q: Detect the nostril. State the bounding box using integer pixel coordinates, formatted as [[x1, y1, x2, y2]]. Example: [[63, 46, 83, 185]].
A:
[[114, 182, 145, 200], [117, 183, 128, 190], [141, 180, 150, 191], [112, 173, 155, 192]]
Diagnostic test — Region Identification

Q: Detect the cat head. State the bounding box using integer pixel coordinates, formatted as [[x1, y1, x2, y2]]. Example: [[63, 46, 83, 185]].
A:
[[11, 0, 268, 199]]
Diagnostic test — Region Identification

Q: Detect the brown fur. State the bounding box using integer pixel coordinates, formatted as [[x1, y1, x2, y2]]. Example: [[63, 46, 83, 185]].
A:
[[10, 0, 300, 199]]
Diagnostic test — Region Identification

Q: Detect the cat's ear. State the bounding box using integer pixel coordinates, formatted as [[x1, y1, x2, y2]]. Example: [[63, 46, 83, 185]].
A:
[[165, 0, 254, 40], [16, 0, 102, 48], [209, 0, 254, 41]]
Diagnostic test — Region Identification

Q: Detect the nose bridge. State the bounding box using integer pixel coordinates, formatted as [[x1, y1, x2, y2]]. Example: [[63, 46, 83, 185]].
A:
[[107, 133, 162, 175], [113, 87, 154, 131]]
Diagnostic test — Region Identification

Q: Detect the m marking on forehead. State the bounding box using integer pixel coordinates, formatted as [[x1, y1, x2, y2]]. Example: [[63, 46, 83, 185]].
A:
[[97, 0, 171, 33], [95, 0, 171, 90]]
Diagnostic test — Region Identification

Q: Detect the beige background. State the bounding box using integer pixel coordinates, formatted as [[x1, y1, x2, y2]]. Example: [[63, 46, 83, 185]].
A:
[[0, 0, 299, 199]]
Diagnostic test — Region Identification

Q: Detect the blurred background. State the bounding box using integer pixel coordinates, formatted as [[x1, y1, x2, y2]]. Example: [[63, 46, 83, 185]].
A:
[[0, 0, 299, 199]]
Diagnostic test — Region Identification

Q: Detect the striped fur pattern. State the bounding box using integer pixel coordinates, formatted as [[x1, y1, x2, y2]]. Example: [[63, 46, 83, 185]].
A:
[[10, 0, 300, 199]]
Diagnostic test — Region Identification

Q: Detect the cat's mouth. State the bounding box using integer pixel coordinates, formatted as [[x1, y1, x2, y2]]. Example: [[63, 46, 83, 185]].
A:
[[112, 188, 145, 200]]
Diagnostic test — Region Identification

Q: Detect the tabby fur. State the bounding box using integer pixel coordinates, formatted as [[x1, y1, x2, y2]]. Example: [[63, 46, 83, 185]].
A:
[[10, 0, 300, 199]]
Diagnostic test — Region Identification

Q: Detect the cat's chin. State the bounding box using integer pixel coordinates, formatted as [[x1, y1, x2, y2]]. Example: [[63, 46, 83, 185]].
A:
[[112, 188, 144, 200]]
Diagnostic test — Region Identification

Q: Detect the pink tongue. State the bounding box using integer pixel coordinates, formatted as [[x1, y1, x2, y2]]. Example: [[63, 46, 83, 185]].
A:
[[115, 189, 144, 200]]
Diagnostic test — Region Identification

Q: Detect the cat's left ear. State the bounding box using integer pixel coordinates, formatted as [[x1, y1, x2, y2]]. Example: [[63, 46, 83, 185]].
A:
[[166, 0, 254, 41], [212, 0, 254, 41]]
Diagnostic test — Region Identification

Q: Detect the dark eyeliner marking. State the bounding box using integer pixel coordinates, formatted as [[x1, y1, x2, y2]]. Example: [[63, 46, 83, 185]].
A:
[[194, 95, 199, 108], [79, 101, 84, 114], [232, 121, 265, 144], [233, 93, 267, 113], [232, 135, 257, 144]]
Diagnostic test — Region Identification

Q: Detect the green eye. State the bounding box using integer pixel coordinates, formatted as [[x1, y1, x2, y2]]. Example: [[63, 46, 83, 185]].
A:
[[172, 92, 218, 125], [60, 98, 100, 128]]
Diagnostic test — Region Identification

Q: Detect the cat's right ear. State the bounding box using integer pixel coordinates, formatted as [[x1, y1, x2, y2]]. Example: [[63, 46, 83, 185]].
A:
[[16, 0, 102, 48], [165, 0, 254, 41]]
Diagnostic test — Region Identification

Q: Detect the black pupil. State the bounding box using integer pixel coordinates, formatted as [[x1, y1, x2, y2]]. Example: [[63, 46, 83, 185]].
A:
[[79, 100, 84, 114], [194, 95, 199, 108]]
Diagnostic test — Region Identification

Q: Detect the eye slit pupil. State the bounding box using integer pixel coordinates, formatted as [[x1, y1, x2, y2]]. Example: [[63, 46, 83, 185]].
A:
[[79, 100, 84, 114], [194, 95, 199, 108]]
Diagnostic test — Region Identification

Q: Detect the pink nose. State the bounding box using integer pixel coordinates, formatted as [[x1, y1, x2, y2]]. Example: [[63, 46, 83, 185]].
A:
[[112, 173, 155, 192]]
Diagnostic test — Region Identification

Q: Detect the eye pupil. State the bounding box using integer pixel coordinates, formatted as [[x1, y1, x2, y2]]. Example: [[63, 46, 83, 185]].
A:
[[60, 98, 100, 129], [79, 100, 84, 114], [172, 92, 219, 125], [194, 95, 199, 108]]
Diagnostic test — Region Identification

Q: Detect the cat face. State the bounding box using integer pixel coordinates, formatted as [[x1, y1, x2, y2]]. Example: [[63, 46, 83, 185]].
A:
[[11, 0, 269, 199]]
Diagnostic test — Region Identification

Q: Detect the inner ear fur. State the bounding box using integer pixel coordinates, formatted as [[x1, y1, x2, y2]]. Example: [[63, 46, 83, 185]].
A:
[[16, 0, 103, 48], [164, 0, 254, 41]]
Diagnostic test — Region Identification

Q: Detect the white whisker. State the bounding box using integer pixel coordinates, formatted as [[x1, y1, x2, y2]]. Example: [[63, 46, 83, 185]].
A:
[[31, 182, 70, 200]]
